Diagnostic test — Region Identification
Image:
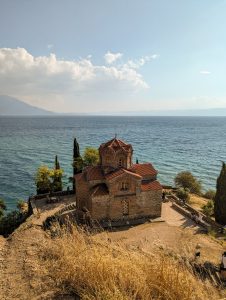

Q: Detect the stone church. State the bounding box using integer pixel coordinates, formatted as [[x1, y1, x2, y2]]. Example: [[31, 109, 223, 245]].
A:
[[75, 137, 162, 224]]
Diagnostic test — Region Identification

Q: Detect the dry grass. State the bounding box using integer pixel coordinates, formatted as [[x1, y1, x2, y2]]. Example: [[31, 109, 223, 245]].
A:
[[189, 194, 207, 211], [42, 224, 220, 300]]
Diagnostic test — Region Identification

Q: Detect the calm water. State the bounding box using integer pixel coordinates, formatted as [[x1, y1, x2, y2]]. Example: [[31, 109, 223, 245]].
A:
[[1, 116, 226, 211]]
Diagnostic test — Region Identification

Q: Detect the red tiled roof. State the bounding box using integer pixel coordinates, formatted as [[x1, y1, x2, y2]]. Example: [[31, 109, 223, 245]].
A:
[[106, 168, 142, 181], [99, 138, 132, 153], [86, 166, 104, 181], [141, 180, 162, 191], [91, 184, 109, 197], [130, 163, 157, 177]]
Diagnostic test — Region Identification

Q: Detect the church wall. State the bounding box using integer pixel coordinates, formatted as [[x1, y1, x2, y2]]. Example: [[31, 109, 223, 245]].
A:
[[75, 178, 91, 211], [91, 195, 110, 219]]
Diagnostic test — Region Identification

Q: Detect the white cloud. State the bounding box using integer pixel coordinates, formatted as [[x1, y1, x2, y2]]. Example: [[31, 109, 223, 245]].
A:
[[104, 51, 123, 64], [0, 48, 152, 112], [126, 54, 159, 69], [200, 70, 211, 75]]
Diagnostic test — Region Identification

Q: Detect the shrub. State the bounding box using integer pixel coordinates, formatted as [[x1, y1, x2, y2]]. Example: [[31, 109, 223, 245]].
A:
[[174, 171, 202, 195], [201, 200, 214, 217], [203, 189, 215, 200], [176, 188, 190, 202]]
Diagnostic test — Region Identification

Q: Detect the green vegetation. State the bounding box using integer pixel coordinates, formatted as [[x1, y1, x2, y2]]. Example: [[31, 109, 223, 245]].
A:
[[0, 199, 28, 236], [203, 189, 216, 200], [35, 157, 64, 195], [214, 162, 226, 225], [16, 199, 27, 213], [0, 198, 7, 218], [176, 188, 190, 203], [35, 165, 52, 194], [201, 200, 214, 217], [174, 171, 202, 195], [83, 146, 99, 166], [73, 138, 83, 175]]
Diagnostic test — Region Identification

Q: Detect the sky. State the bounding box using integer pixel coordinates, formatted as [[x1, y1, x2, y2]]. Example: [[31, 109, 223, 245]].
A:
[[0, 0, 226, 113]]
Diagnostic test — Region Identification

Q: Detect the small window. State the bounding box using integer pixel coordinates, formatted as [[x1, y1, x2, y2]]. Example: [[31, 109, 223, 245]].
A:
[[121, 182, 128, 191], [118, 158, 124, 167]]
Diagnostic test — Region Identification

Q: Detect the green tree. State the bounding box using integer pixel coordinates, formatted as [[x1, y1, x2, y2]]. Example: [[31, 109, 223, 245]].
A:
[[176, 188, 190, 203], [35, 165, 52, 194], [174, 171, 202, 195], [214, 162, 226, 224], [83, 147, 99, 166], [73, 138, 83, 175], [55, 155, 60, 170], [50, 168, 64, 192]]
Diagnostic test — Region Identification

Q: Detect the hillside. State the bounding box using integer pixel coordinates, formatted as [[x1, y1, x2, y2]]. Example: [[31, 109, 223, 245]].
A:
[[0, 202, 225, 299], [0, 95, 53, 116]]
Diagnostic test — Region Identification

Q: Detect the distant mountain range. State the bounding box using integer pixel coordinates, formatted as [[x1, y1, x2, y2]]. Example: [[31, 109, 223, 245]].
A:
[[0, 95, 53, 115], [1, 95, 226, 116]]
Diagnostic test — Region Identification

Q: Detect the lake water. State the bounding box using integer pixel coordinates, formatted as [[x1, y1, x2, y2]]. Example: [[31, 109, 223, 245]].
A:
[[1, 116, 226, 211]]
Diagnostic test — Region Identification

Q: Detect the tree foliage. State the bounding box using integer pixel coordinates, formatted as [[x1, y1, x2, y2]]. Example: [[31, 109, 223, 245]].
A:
[[214, 162, 226, 225], [174, 171, 202, 195], [83, 147, 99, 166], [203, 189, 216, 200], [176, 188, 190, 203], [202, 200, 214, 217], [35, 165, 52, 194], [0, 199, 28, 236], [35, 159, 64, 195]]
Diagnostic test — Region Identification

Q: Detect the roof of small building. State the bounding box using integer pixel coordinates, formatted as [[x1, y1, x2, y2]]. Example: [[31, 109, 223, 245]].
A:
[[91, 183, 109, 197], [130, 163, 157, 177], [141, 180, 162, 191], [105, 168, 142, 181], [99, 137, 132, 154]]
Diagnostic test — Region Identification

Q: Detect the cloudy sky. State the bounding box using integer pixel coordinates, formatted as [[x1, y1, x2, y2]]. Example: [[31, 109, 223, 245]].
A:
[[0, 0, 226, 113]]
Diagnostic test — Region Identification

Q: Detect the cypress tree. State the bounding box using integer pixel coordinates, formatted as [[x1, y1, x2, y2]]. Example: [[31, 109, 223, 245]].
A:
[[55, 155, 60, 170], [73, 138, 80, 160], [73, 138, 83, 176], [52, 156, 63, 192], [214, 162, 226, 225]]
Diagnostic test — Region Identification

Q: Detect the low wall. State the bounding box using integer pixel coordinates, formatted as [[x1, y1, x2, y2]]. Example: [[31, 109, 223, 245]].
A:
[[170, 194, 223, 231]]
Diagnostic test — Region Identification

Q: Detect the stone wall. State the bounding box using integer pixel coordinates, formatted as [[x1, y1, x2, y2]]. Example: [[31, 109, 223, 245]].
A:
[[91, 189, 162, 221], [75, 177, 91, 210]]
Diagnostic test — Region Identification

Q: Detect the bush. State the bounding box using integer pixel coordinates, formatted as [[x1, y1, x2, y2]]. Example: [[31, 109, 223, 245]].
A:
[[174, 171, 202, 195], [176, 188, 190, 202], [201, 200, 214, 217], [0, 210, 27, 236], [203, 189, 215, 200]]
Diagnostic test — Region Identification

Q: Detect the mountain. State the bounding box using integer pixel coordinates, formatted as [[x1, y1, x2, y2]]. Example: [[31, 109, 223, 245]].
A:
[[0, 95, 53, 115]]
